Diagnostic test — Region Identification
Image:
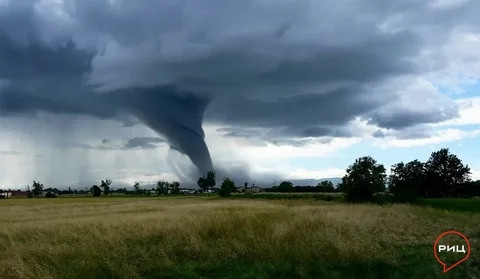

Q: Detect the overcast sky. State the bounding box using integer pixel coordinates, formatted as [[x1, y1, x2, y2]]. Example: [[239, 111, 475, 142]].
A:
[[0, 0, 479, 188]]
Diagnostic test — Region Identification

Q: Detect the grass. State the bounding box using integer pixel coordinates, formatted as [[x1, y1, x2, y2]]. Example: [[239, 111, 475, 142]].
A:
[[418, 197, 480, 213], [230, 192, 344, 202], [0, 195, 479, 278]]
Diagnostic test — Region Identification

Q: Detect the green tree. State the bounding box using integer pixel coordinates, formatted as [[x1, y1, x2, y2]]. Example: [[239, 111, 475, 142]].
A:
[[425, 148, 471, 197], [101, 179, 112, 196], [156, 181, 167, 195], [197, 171, 216, 192], [278, 181, 293, 192], [206, 171, 216, 191], [317, 181, 335, 192], [219, 178, 237, 197], [90, 185, 101, 197], [32, 181, 44, 198], [389, 160, 426, 202], [170, 181, 180, 194], [134, 182, 140, 196], [340, 156, 386, 202], [197, 177, 207, 192]]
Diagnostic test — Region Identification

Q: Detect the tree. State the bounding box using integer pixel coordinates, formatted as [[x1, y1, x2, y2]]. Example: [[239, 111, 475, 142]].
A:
[[461, 180, 480, 197], [389, 160, 426, 202], [134, 182, 140, 196], [90, 185, 102, 197], [157, 181, 167, 195], [340, 156, 386, 202], [32, 181, 44, 198], [425, 148, 471, 197], [219, 178, 237, 197], [197, 177, 207, 192], [316, 181, 335, 192], [277, 181, 294, 192], [206, 171, 216, 191], [170, 181, 180, 194], [101, 179, 112, 196], [197, 171, 216, 192]]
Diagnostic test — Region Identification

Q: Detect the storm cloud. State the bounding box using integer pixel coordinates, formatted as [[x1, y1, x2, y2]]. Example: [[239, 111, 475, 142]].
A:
[[0, 0, 478, 178]]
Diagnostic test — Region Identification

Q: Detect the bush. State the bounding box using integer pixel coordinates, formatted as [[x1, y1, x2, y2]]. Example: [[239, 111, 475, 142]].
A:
[[219, 178, 237, 197], [372, 192, 394, 205], [90, 185, 102, 197], [345, 186, 372, 203], [45, 192, 57, 198], [324, 196, 334, 202], [392, 188, 417, 203]]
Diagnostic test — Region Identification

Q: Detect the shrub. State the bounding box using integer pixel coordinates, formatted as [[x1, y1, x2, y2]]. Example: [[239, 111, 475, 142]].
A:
[[45, 192, 57, 198], [219, 178, 237, 197], [90, 185, 102, 197]]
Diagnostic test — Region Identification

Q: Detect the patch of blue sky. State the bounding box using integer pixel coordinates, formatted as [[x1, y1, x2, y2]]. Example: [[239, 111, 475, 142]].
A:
[[290, 135, 479, 174], [438, 80, 480, 99]]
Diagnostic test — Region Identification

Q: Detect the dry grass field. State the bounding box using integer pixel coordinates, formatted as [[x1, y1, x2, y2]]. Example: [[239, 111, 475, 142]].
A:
[[0, 196, 479, 278]]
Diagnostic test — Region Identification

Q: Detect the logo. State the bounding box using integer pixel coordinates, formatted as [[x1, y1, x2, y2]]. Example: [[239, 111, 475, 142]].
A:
[[434, 230, 471, 273]]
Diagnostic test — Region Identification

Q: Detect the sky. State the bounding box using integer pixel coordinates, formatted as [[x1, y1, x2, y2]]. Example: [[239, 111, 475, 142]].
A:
[[0, 0, 479, 189]]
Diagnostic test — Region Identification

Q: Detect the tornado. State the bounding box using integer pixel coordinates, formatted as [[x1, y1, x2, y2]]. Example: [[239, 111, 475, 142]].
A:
[[116, 86, 214, 175]]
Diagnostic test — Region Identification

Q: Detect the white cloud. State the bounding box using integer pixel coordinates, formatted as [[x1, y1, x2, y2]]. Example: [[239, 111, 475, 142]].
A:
[[427, 31, 480, 91], [374, 128, 480, 148], [435, 97, 480, 126], [286, 168, 346, 180], [471, 169, 480, 180]]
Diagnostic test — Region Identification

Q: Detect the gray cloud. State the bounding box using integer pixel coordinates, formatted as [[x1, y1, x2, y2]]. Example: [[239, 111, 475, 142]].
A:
[[216, 127, 262, 139], [0, 150, 21, 155], [0, 0, 477, 179], [0, 34, 92, 79], [372, 130, 387, 138], [367, 109, 458, 130], [124, 137, 166, 149], [70, 137, 166, 151]]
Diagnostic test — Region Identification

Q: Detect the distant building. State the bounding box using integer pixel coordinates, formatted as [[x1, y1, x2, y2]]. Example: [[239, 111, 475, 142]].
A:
[[0, 191, 11, 198], [0, 190, 29, 198], [180, 188, 196, 194], [11, 190, 29, 197]]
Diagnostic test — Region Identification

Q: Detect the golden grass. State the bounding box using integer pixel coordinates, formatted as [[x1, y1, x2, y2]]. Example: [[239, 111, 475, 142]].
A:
[[0, 197, 479, 278]]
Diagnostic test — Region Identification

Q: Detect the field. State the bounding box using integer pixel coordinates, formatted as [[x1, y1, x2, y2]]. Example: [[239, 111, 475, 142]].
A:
[[0, 195, 479, 278]]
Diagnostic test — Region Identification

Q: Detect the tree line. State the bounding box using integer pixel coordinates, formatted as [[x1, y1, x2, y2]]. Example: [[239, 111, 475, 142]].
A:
[[3, 148, 478, 202], [338, 148, 478, 202], [261, 148, 479, 203]]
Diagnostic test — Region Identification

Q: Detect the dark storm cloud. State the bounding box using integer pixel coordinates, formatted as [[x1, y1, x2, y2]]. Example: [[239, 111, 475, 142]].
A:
[[0, 34, 91, 79], [367, 109, 458, 130], [207, 89, 378, 128], [71, 137, 165, 151], [125, 137, 166, 149], [216, 128, 262, 139], [259, 31, 420, 84], [0, 0, 477, 177]]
